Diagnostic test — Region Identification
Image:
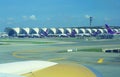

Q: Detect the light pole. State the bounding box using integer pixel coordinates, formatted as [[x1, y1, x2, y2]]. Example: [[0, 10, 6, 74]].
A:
[[90, 16, 93, 27]]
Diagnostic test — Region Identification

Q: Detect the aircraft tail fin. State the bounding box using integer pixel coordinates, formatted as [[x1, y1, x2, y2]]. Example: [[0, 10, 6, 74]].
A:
[[105, 24, 114, 34], [71, 29, 76, 37], [42, 29, 48, 37]]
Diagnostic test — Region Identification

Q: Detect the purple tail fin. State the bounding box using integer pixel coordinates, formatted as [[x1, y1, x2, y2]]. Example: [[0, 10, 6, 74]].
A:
[[70, 29, 76, 37], [105, 24, 114, 34], [42, 29, 48, 37]]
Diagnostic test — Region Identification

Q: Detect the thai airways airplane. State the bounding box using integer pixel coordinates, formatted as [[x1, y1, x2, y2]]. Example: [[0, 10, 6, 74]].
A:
[[105, 24, 120, 35], [69, 29, 76, 37], [41, 29, 49, 37], [91, 31, 99, 36], [65, 29, 76, 37], [59, 34, 68, 37], [0, 60, 102, 77]]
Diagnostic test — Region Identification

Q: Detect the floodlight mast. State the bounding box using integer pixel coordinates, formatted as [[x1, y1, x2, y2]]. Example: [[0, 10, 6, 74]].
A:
[[90, 16, 93, 27]]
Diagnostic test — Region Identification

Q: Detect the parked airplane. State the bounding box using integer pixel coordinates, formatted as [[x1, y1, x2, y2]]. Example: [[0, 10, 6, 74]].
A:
[[0, 32, 8, 38], [91, 30, 101, 37], [31, 34, 41, 38], [41, 29, 49, 37], [105, 24, 120, 34], [69, 29, 76, 37], [59, 34, 68, 37]]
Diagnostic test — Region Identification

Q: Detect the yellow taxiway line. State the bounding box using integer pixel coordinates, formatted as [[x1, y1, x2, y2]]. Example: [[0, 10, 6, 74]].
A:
[[97, 58, 104, 64]]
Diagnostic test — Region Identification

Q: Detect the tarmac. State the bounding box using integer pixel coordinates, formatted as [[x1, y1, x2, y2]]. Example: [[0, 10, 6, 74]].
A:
[[0, 38, 120, 77]]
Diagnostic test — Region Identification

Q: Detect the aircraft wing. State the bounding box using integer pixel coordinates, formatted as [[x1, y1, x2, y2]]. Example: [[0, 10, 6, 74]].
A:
[[0, 60, 102, 77], [0, 61, 57, 75], [0, 73, 24, 77]]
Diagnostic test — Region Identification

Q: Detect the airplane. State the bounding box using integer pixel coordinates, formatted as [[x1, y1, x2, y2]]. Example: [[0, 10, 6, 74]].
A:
[[30, 34, 41, 38], [68, 29, 76, 37], [90, 30, 101, 37], [0, 61, 57, 77], [0, 73, 23, 77], [59, 34, 68, 37], [0, 32, 8, 38], [0, 60, 103, 77], [105, 24, 120, 35], [41, 29, 49, 37]]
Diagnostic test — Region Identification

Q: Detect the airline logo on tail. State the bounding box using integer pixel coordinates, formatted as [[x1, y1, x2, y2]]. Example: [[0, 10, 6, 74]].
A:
[[71, 29, 76, 37], [41, 29, 49, 37], [66, 29, 76, 37], [105, 24, 120, 34]]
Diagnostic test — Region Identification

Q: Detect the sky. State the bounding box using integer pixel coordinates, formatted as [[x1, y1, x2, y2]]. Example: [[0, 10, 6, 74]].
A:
[[0, 0, 120, 31]]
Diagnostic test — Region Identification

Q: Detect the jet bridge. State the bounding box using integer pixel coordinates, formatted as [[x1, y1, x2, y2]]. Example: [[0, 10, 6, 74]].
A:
[[102, 48, 120, 53]]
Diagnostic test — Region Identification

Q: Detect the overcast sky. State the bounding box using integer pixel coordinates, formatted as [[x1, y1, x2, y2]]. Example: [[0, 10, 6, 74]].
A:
[[0, 0, 120, 31]]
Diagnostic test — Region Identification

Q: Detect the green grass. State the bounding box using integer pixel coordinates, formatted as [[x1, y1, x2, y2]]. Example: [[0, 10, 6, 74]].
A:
[[0, 43, 10, 45], [57, 48, 102, 53], [77, 48, 102, 52], [0, 40, 55, 44]]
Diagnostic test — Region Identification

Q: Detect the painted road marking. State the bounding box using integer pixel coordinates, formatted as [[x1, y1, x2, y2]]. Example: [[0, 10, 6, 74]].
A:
[[12, 51, 66, 61], [48, 58, 66, 61], [97, 58, 104, 64], [12, 50, 39, 60], [12, 50, 120, 65]]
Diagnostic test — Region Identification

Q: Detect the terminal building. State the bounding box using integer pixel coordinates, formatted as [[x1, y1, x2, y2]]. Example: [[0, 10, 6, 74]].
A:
[[4, 27, 120, 38]]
